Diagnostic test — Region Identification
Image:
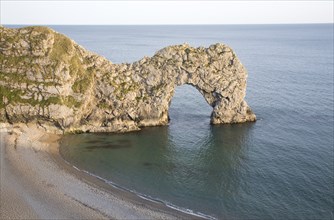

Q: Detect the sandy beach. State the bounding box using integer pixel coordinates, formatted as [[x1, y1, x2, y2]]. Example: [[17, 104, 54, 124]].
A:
[[0, 123, 202, 219]]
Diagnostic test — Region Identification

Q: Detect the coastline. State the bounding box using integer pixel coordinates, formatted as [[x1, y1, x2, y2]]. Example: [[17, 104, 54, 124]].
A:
[[0, 123, 206, 219]]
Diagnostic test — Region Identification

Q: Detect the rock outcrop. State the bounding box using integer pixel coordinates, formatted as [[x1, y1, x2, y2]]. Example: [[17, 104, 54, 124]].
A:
[[0, 26, 255, 133]]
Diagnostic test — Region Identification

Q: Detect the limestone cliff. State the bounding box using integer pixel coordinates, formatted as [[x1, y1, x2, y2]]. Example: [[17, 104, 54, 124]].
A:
[[0, 26, 256, 133]]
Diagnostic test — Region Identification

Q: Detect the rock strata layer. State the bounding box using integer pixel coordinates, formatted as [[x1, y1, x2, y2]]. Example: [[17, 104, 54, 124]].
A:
[[0, 26, 256, 133]]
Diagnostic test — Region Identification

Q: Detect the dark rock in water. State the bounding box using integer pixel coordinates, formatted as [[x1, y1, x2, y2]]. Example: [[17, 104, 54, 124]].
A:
[[143, 162, 155, 167], [85, 143, 131, 150], [0, 26, 256, 133], [84, 140, 106, 144]]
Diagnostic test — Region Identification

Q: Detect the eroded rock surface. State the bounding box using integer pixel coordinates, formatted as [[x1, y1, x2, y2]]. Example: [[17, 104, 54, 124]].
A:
[[0, 26, 255, 133]]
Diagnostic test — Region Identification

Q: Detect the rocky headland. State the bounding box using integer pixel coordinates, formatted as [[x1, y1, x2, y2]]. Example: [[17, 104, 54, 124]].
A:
[[0, 26, 256, 133]]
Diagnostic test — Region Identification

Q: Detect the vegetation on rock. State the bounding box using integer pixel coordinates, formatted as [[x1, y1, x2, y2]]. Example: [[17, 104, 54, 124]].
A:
[[0, 26, 256, 133]]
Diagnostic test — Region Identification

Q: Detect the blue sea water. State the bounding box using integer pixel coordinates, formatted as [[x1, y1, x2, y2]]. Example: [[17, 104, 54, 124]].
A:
[[54, 24, 333, 219]]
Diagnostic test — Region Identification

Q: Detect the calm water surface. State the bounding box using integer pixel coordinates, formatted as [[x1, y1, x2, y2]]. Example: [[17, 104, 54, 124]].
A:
[[55, 25, 333, 219]]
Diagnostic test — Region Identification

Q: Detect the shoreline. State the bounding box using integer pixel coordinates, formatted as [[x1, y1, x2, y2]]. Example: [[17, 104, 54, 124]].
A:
[[0, 123, 207, 219]]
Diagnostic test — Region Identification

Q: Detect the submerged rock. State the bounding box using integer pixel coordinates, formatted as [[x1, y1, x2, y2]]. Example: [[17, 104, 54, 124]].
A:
[[0, 26, 256, 133]]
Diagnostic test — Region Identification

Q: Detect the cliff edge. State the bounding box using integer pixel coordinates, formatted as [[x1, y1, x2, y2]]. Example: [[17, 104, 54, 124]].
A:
[[0, 26, 256, 133]]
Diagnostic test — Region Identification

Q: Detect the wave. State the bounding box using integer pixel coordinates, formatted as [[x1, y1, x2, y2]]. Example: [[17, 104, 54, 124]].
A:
[[61, 157, 217, 220]]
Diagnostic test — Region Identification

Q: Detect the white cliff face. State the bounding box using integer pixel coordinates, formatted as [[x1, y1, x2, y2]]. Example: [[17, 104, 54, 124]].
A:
[[0, 26, 256, 133]]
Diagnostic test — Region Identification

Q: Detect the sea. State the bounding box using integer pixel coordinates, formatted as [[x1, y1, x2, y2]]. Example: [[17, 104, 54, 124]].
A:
[[40, 24, 333, 219]]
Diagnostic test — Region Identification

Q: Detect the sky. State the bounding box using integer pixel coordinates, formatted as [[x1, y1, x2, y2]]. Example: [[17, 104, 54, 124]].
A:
[[0, 1, 333, 25]]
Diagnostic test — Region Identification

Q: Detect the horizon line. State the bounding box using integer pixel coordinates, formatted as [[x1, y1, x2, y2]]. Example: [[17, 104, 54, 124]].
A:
[[2, 22, 333, 26]]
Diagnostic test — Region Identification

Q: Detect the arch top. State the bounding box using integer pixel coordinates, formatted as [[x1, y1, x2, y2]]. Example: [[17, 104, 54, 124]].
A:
[[132, 43, 256, 126], [0, 26, 255, 133]]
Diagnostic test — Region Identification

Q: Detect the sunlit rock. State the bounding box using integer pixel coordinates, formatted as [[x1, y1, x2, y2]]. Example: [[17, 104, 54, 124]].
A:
[[0, 26, 256, 133]]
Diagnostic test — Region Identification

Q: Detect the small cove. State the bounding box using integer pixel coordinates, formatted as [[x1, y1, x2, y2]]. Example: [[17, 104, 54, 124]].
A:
[[58, 24, 333, 219]]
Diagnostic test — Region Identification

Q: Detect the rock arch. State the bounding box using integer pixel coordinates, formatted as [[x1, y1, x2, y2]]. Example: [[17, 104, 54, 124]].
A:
[[98, 43, 256, 130], [0, 26, 256, 133]]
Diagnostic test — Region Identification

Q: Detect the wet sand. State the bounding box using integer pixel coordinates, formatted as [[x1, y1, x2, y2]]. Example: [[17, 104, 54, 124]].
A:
[[0, 123, 203, 219]]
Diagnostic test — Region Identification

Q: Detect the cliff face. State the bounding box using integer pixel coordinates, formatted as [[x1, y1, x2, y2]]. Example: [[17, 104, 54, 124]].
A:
[[0, 26, 256, 133]]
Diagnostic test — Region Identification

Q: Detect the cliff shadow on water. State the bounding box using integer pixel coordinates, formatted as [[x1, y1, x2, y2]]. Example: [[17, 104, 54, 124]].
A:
[[59, 120, 255, 219]]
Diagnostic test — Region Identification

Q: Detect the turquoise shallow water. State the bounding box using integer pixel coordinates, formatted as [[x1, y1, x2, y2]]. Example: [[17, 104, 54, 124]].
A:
[[55, 24, 333, 219]]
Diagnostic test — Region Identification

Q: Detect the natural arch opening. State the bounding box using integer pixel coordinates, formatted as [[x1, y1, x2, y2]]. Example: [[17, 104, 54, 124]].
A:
[[168, 85, 212, 126]]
